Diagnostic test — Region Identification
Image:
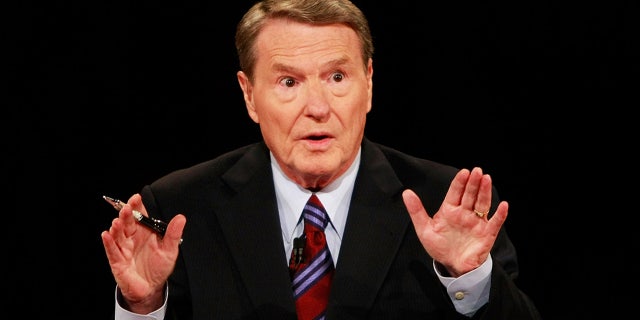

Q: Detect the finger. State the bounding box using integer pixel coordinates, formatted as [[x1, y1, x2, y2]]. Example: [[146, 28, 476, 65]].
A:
[[487, 201, 509, 236], [120, 193, 149, 238], [442, 168, 471, 206], [460, 167, 484, 210], [402, 189, 431, 229], [109, 214, 130, 245], [473, 173, 493, 216], [101, 230, 124, 264], [127, 193, 147, 216], [119, 204, 139, 238]]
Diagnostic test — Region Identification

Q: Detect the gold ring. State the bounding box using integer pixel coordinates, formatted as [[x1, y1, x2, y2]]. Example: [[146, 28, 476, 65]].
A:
[[473, 209, 487, 218]]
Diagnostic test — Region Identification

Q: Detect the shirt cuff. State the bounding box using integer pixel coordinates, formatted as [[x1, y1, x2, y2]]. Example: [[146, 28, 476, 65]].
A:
[[434, 254, 492, 316], [114, 284, 168, 320]]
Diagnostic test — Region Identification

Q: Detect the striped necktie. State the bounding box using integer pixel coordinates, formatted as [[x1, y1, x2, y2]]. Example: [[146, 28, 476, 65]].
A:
[[289, 194, 335, 320]]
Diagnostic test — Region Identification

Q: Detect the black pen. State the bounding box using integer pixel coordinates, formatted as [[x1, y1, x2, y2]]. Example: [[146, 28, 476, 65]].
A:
[[103, 195, 172, 239]]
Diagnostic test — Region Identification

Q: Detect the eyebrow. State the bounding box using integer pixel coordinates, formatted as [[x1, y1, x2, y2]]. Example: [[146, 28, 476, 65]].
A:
[[271, 56, 351, 74]]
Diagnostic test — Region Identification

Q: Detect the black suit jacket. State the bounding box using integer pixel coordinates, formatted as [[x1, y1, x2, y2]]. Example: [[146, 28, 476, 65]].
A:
[[140, 138, 541, 319]]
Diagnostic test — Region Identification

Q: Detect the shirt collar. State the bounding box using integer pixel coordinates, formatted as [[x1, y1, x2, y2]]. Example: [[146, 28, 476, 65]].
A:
[[271, 149, 361, 245]]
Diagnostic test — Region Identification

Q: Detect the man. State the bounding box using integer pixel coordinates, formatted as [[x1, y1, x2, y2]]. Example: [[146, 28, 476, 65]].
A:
[[101, 0, 542, 318]]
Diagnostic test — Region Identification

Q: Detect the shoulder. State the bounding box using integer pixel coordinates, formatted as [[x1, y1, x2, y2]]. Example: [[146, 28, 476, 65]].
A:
[[360, 139, 464, 211], [140, 141, 271, 217], [363, 139, 460, 183], [149, 142, 269, 191]]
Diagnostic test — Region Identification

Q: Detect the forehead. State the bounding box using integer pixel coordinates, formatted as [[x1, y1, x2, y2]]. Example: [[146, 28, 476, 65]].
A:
[[254, 18, 361, 65]]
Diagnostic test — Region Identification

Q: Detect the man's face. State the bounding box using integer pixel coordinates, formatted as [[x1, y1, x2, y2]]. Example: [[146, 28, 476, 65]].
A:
[[237, 18, 373, 189]]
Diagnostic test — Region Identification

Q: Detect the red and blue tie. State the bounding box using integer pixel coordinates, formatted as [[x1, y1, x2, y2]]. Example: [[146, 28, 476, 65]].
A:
[[289, 194, 334, 320]]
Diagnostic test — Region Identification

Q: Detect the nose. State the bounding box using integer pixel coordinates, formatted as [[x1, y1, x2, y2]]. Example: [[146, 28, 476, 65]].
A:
[[302, 80, 331, 121]]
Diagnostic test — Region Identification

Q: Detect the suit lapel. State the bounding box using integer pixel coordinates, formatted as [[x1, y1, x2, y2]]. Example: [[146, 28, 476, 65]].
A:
[[216, 143, 297, 314], [328, 139, 411, 313]]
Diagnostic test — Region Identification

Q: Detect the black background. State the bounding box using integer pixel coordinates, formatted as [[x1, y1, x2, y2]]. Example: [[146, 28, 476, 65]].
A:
[[9, 0, 637, 318]]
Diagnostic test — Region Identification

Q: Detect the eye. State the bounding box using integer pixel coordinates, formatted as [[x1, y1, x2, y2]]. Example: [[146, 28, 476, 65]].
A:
[[279, 77, 296, 88], [331, 72, 344, 82]]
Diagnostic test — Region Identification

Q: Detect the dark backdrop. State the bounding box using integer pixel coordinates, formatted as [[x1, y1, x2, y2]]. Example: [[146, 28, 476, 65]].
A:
[[10, 0, 637, 318]]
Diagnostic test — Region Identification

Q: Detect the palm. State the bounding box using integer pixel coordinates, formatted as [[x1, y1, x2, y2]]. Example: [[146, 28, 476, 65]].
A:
[[402, 167, 508, 277]]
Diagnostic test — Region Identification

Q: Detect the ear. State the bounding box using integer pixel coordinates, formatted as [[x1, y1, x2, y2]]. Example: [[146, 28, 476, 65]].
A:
[[366, 58, 373, 113], [237, 71, 260, 123]]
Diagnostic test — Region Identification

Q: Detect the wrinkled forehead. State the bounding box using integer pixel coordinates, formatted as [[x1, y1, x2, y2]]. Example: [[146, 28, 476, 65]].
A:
[[255, 19, 361, 62]]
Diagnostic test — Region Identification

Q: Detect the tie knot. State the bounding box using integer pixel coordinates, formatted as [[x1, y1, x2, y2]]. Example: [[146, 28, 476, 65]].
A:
[[303, 194, 329, 230]]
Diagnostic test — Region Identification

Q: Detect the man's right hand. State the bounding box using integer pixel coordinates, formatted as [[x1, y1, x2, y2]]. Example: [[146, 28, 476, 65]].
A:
[[101, 193, 186, 314]]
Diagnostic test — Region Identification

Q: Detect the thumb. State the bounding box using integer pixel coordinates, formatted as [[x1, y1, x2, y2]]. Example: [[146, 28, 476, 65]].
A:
[[402, 189, 431, 227], [165, 214, 187, 247]]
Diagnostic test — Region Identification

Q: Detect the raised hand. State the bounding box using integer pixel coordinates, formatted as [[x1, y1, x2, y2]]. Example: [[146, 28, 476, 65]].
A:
[[101, 193, 186, 313], [402, 167, 508, 277]]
